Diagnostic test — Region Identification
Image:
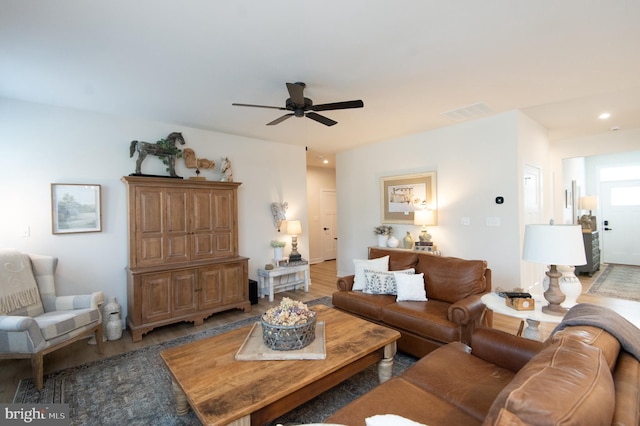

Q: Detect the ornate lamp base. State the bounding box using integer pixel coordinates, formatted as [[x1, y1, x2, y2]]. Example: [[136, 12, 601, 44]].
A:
[[541, 265, 568, 316]]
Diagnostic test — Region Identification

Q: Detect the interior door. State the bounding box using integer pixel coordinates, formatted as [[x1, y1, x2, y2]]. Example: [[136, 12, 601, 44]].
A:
[[522, 165, 544, 296], [321, 189, 337, 261], [601, 180, 640, 265]]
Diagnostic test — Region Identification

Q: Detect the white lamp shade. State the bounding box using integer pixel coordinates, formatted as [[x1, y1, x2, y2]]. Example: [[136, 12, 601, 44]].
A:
[[523, 224, 587, 266], [578, 196, 598, 211], [286, 220, 302, 235], [414, 209, 435, 226]]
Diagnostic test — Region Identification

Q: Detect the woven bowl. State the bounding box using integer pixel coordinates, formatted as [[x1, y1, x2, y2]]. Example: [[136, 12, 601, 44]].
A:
[[261, 313, 317, 351]]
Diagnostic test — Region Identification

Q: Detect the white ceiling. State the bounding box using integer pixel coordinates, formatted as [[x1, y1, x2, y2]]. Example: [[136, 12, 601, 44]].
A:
[[2, 1, 640, 168]]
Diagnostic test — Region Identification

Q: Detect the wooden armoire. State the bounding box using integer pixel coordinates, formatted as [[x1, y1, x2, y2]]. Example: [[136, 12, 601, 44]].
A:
[[122, 176, 250, 342]]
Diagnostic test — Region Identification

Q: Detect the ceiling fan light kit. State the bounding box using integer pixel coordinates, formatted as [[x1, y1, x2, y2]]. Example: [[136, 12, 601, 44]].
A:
[[232, 82, 363, 126]]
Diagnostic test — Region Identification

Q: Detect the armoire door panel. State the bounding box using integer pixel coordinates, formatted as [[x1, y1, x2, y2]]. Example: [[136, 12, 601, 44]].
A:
[[140, 273, 172, 322], [222, 263, 244, 305], [137, 188, 163, 234], [166, 235, 189, 263], [172, 270, 198, 315], [213, 191, 233, 230], [192, 190, 214, 232], [192, 234, 214, 259], [139, 237, 164, 264], [166, 190, 189, 233], [213, 234, 233, 257], [199, 266, 223, 310]]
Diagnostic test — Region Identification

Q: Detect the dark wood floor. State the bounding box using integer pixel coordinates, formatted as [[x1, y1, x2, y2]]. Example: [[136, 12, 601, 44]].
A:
[[1, 260, 638, 403]]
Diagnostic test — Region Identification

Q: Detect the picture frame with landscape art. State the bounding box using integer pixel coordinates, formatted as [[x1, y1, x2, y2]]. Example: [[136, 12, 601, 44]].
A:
[[381, 171, 437, 224], [51, 183, 102, 234]]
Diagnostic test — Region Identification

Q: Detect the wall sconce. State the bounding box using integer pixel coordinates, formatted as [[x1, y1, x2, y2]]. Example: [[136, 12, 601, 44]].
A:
[[414, 209, 435, 242], [286, 220, 303, 262]]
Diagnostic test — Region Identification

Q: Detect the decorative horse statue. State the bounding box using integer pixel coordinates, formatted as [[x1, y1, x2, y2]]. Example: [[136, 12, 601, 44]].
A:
[[220, 157, 233, 182], [271, 202, 288, 231], [129, 132, 185, 177]]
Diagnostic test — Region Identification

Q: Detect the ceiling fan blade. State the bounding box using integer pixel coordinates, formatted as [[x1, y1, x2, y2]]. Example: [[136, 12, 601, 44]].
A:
[[311, 100, 364, 111], [286, 82, 305, 105], [306, 112, 337, 126], [267, 113, 294, 126], [232, 103, 286, 110]]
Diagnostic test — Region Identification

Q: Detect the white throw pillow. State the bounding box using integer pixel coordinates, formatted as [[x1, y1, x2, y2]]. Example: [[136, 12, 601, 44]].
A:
[[366, 414, 427, 426], [352, 256, 389, 291], [363, 268, 415, 295], [395, 272, 427, 301]]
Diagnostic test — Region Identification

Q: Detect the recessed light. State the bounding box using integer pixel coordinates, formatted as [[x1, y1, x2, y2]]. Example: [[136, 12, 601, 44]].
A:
[[598, 112, 611, 120], [323, 159, 329, 164]]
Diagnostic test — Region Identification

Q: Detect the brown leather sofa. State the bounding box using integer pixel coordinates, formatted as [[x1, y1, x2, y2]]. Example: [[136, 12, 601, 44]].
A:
[[332, 247, 491, 357], [327, 323, 640, 426]]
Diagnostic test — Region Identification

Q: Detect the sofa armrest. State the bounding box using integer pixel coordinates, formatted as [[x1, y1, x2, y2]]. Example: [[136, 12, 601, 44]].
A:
[[0, 316, 46, 353], [470, 327, 543, 372], [42, 291, 104, 312], [337, 275, 355, 291], [447, 294, 486, 325]]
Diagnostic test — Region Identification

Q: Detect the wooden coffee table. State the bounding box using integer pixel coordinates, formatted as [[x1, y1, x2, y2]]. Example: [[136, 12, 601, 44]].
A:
[[160, 305, 400, 426]]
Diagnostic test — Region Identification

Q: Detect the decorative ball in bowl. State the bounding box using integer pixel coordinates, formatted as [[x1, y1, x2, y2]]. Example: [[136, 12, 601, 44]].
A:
[[261, 297, 317, 351]]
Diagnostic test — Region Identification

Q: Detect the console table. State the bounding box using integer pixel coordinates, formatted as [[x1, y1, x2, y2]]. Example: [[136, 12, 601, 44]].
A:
[[257, 264, 310, 302]]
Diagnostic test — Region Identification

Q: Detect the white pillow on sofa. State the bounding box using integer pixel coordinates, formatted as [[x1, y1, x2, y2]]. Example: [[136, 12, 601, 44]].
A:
[[353, 255, 389, 291], [363, 268, 415, 295], [395, 272, 427, 301]]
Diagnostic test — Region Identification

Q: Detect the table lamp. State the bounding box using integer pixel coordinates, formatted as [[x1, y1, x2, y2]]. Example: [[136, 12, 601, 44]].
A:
[[522, 223, 586, 316], [286, 220, 303, 262], [414, 209, 435, 242], [578, 195, 598, 230]]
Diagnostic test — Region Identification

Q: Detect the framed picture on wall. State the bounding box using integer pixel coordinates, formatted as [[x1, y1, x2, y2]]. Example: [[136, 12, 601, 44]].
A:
[[51, 183, 102, 234], [380, 171, 437, 224]]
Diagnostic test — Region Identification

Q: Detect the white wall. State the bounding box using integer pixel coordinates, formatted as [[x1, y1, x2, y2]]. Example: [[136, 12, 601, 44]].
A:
[[336, 111, 545, 288], [0, 98, 308, 321]]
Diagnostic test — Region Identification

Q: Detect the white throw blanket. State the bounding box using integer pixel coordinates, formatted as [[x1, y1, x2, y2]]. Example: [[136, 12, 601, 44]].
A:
[[0, 249, 39, 314]]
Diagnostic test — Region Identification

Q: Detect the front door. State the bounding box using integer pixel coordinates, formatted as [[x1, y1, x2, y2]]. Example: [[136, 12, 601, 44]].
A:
[[601, 180, 640, 265]]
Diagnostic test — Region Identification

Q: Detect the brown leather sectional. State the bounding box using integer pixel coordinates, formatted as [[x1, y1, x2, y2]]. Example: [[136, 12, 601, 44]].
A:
[[332, 247, 491, 357], [326, 324, 640, 425]]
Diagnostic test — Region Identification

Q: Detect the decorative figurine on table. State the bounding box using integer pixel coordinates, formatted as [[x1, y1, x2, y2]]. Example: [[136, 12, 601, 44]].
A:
[[183, 148, 215, 180], [129, 132, 185, 178], [220, 157, 233, 182]]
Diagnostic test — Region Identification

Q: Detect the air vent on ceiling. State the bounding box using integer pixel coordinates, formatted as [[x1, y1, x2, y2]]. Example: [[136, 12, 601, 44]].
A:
[[442, 102, 493, 122]]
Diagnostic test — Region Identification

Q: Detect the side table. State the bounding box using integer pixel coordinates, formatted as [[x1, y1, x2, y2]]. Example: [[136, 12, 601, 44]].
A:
[[257, 264, 311, 302], [481, 293, 566, 341]]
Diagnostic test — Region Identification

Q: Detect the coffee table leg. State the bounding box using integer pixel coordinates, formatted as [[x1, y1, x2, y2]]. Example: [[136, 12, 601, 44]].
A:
[[171, 380, 191, 416], [378, 341, 397, 383]]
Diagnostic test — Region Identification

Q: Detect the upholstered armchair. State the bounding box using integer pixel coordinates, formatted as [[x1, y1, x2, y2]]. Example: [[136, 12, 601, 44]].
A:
[[0, 250, 104, 389]]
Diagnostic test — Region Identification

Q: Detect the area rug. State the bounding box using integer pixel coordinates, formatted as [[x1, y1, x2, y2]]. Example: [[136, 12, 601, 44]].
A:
[[587, 264, 640, 302], [13, 296, 417, 425]]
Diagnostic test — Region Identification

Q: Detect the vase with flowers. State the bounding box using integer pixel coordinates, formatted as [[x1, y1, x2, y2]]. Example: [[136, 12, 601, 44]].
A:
[[374, 225, 393, 247], [262, 297, 317, 350], [270, 240, 286, 263]]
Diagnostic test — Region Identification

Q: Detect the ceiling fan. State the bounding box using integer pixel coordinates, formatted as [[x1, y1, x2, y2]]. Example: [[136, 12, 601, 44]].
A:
[[232, 82, 363, 126]]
